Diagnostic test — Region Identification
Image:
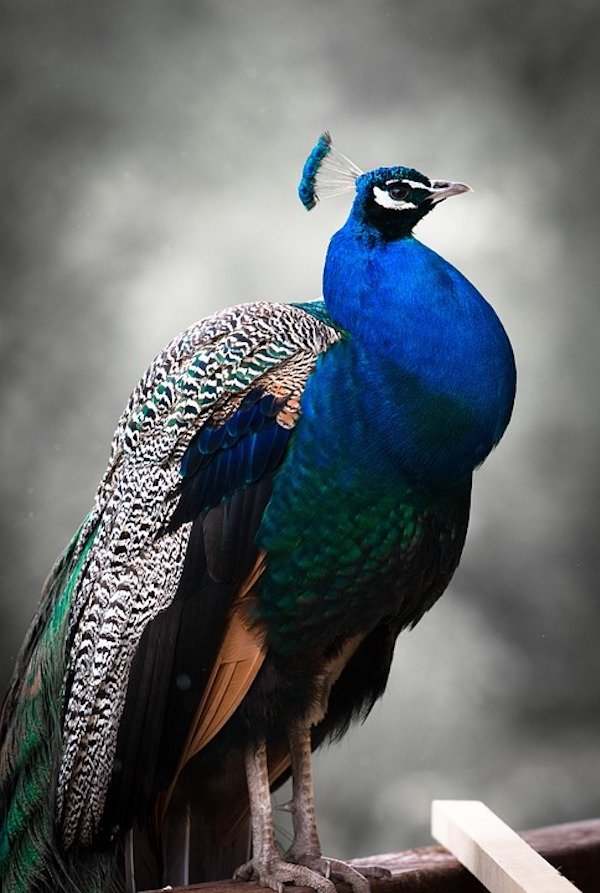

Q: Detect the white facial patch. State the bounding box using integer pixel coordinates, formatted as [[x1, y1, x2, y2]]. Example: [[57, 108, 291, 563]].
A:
[[385, 178, 428, 190], [373, 185, 417, 211]]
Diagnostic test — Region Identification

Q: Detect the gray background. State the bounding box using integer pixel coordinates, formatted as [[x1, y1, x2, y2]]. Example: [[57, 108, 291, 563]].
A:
[[2, 0, 599, 859]]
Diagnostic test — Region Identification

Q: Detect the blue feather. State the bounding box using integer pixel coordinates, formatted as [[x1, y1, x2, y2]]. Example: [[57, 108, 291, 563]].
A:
[[298, 132, 332, 210], [171, 394, 294, 528]]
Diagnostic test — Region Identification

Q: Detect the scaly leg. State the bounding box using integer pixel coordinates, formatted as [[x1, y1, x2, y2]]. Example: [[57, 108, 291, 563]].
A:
[[285, 719, 323, 863], [234, 740, 336, 893], [285, 720, 389, 893]]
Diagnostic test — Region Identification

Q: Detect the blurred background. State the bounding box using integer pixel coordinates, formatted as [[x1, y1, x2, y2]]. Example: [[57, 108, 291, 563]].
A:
[[2, 0, 600, 860]]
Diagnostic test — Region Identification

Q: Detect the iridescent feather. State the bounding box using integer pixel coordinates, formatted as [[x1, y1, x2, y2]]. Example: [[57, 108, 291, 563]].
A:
[[298, 132, 363, 210]]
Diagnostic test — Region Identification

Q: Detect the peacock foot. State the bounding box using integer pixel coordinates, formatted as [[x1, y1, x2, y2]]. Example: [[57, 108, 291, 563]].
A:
[[234, 856, 337, 893], [350, 864, 392, 881], [282, 853, 381, 893]]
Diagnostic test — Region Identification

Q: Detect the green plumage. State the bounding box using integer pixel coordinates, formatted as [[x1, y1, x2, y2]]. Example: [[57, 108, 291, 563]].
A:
[[259, 470, 470, 653], [0, 520, 141, 892], [256, 338, 472, 654], [0, 524, 107, 893]]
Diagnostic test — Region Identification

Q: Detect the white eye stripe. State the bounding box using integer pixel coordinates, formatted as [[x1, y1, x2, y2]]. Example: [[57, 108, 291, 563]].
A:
[[384, 178, 430, 191], [373, 185, 417, 211]]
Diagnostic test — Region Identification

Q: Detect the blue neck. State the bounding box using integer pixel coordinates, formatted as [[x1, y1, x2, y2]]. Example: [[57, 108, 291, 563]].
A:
[[322, 226, 516, 486]]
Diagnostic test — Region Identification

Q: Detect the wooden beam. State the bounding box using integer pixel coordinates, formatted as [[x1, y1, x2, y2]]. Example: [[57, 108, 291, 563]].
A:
[[431, 800, 580, 892], [143, 817, 600, 893]]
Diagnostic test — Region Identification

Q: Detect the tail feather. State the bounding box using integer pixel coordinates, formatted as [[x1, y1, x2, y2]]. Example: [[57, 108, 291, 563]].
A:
[[0, 522, 120, 892], [130, 756, 251, 890]]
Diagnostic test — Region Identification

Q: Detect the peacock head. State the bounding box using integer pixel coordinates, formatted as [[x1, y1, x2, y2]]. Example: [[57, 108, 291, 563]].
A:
[[353, 167, 471, 239], [299, 132, 471, 239]]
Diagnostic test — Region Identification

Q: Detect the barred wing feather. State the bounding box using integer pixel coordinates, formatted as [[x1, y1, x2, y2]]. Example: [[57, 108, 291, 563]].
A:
[[57, 300, 340, 847], [0, 298, 340, 893]]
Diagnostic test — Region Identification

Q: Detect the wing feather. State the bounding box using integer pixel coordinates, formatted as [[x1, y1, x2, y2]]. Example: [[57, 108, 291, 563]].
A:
[[56, 301, 341, 846]]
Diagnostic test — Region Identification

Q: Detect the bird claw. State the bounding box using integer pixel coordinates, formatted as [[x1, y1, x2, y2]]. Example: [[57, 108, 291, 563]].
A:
[[353, 865, 392, 880], [233, 857, 336, 893], [283, 854, 372, 893], [320, 857, 372, 893], [233, 860, 255, 882]]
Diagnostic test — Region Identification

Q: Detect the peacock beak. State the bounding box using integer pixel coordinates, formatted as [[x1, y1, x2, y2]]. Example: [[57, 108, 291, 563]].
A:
[[428, 180, 473, 203]]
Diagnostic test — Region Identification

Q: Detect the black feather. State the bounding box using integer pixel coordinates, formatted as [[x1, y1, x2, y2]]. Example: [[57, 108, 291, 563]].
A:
[[99, 475, 276, 877]]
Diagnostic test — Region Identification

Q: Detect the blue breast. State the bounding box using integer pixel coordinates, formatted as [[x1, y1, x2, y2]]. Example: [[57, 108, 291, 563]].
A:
[[320, 227, 516, 486]]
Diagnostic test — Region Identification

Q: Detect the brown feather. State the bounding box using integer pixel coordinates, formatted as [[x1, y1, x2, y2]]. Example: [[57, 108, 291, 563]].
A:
[[156, 551, 268, 826]]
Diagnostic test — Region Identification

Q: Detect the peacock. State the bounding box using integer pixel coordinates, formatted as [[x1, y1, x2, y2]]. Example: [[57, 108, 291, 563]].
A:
[[0, 133, 516, 893]]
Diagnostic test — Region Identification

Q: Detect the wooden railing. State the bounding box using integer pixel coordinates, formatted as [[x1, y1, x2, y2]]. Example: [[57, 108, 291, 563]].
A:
[[144, 817, 600, 893]]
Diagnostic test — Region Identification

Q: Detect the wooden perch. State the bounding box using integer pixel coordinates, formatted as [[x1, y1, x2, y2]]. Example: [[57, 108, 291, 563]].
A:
[[144, 816, 600, 893], [432, 801, 581, 891]]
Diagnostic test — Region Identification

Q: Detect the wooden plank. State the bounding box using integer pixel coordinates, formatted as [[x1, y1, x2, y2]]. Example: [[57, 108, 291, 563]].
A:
[[431, 800, 581, 893], [143, 817, 600, 893]]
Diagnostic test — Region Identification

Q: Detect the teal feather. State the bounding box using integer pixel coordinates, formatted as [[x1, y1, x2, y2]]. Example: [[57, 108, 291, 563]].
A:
[[298, 133, 362, 209], [298, 132, 332, 209], [0, 522, 112, 892]]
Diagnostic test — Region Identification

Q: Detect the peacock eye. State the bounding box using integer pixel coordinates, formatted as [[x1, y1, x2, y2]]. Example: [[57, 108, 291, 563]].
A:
[[388, 184, 410, 201]]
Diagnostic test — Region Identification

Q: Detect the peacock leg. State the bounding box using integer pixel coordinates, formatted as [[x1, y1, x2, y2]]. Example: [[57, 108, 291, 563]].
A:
[[285, 720, 389, 893], [284, 719, 323, 863], [234, 740, 335, 893]]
